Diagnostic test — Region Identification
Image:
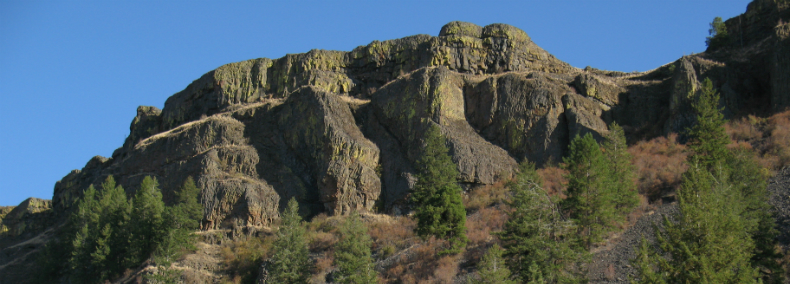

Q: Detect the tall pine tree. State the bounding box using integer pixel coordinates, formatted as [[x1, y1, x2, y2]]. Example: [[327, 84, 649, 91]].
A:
[[602, 122, 639, 216], [498, 162, 588, 284], [632, 78, 775, 283], [333, 212, 378, 284], [129, 176, 166, 265], [268, 198, 312, 283], [412, 124, 467, 254], [561, 133, 616, 248]]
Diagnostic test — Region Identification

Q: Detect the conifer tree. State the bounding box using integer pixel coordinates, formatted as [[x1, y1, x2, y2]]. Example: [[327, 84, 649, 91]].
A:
[[268, 198, 311, 284], [155, 176, 203, 266], [129, 176, 166, 264], [498, 162, 587, 284], [561, 133, 615, 248], [473, 244, 515, 284], [686, 78, 730, 172], [632, 80, 770, 284], [333, 212, 378, 284], [97, 175, 132, 275], [633, 160, 759, 283], [602, 122, 639, 216], [68, 184, 103, 283], [412, 124, 467, 254]]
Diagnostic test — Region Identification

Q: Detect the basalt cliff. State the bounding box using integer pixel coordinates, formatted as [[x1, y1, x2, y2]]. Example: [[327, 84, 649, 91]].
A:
[[2, 1, 790, 283]]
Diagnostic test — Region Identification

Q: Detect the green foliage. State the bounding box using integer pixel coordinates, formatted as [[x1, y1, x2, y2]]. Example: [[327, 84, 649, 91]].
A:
[[706, 16, 730, 49], [687, 78, 730, 172], [268, 198, 312, 284], [561, 133, 617, 248], [333, 212, 378, 284], [412, 124, 468, 254], [38, 175, 203, 284], [728, 148, 785, 283], [632, 81, 779, 284], [154, 177, 204, 266], [633, 161, 759, 284], [603, 122, 640, 216], [473, 244, 516, 284], [130, 176, 166, 264], [498, 162, 588, 284]]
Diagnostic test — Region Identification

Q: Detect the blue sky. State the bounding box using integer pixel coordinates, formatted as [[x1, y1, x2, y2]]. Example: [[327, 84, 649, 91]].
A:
[[0, 0, 750, 206]]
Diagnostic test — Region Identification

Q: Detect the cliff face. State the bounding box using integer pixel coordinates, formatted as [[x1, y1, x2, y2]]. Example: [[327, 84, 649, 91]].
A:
[[2, 5, 790, 281], [47, 4, 790, 230]]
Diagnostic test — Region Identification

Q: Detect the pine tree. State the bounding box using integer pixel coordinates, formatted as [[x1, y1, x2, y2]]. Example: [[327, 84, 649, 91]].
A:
[[97, 175, 132, 275], [561, 133, 615, 248], [473, 244, 515, 284], [268, 198, 312, 284], [728, 148, 785, 283], [155, 177, 203, 266], [686, 78, 730, 173], [633, 160, 759, 283], [68, 185, 103, 283], [498, 162, 587, 284], [706, 16, 730, 49], [333, 212, 378, 284], [602, 122, 639, 216], [632, 80, 766, 283], [412, 124, 468, 254], [129, 176, 166, 264]]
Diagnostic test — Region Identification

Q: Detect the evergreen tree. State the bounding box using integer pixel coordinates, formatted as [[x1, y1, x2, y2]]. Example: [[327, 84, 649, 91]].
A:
[[473, 244, 515, 284], [97, 175, 132, 275], [68, 184, 103, 283], [333, 212, 378, 284], [728, 148, 785, 283], [633, 160, 759, 283], [412, 124, 468, 254], [632, 81, 768, 283], [561, 133, 616, 248], [155, 177, 203, 266], [706, 16, 730, 49], [268, 198, 312, 284], [129, 176, 166, 264], [686, 78, 730, 173], [498, 162, 587, 284], [602, 122, 639, 216]]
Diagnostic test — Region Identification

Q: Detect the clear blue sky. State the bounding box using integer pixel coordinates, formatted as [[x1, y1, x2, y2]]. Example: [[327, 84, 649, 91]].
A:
[[0, 0, 750, 206]]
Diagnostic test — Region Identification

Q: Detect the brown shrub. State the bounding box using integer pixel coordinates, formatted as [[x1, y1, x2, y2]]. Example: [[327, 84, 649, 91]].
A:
[[726, 115, 764, 143], [465, 206, 508, 247], [369, 216, 416, 255], [309, 231, 338, 251], [220, 235, 273, 283], [766, 111, 790, 169], [628, 133, 688, 201], [464, 181, 508, 211], [537, 166, 568, 197]]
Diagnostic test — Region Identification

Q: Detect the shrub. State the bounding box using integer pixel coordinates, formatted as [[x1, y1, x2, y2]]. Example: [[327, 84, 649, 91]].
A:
[[629, 133, 688, 201]]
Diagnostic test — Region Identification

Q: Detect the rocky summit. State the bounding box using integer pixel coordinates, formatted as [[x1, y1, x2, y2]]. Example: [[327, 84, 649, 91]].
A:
[[2, 1, 790, 283]]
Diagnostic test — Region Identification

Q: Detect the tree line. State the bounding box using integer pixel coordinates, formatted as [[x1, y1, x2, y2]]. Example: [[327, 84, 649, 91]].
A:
[[38, 176, 202, 283]]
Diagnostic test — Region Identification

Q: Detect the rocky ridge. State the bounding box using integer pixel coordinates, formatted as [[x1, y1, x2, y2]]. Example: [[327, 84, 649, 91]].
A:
[[2, 1, 790, 283]]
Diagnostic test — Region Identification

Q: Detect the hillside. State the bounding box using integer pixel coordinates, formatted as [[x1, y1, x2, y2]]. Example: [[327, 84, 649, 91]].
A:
[[1, 0, 790, 283]]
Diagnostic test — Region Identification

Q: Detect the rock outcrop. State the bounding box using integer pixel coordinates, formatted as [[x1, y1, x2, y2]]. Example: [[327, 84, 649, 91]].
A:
[[12, 2, 790, 241]]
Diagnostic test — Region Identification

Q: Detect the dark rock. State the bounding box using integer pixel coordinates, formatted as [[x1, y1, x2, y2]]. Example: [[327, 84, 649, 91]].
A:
[[278, 86, 381, 215]]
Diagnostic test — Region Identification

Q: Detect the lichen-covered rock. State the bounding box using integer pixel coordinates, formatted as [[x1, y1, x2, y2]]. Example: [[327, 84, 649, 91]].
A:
[[372, 67, 518, 186], [563, 92, 610, 141], [278, 87, 381, 214], [161, 58, 273, 129], [465, 72, 570, 166], [0, 198, 52, 239], [573, 73, 625, 106]]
